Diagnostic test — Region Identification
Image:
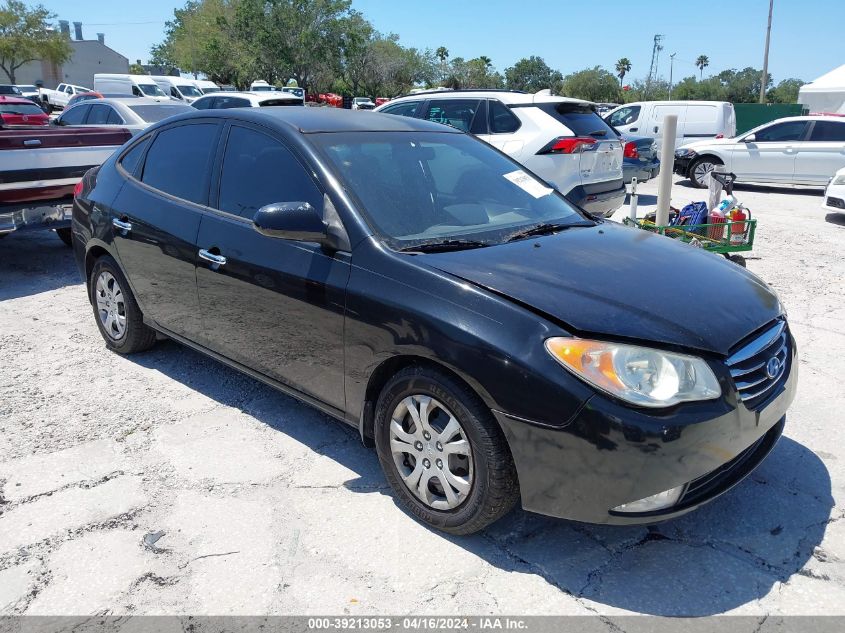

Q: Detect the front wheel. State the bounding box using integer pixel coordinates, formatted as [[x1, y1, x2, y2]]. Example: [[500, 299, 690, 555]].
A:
[[374, 366, 519, 535], [689, 156, 723, 188], [89, 256, 156, 354]]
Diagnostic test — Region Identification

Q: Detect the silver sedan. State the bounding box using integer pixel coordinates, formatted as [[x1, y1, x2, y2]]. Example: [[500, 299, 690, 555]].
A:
[[54, 97, 194, 135]]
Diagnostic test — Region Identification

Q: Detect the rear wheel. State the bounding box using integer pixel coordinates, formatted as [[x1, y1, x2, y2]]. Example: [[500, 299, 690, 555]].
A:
[[89, 256, 156, 354], [374, 366, 519, 535], [689, 156, 723, 188]]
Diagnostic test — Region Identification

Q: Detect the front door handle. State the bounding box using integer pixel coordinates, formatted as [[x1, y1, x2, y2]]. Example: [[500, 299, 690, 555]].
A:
[[23, 139, 42, 147], [653, 126, 659, 133], [198, 248, 227, 268], [112, 218, 132, 234], [630, 127, 638, 132]]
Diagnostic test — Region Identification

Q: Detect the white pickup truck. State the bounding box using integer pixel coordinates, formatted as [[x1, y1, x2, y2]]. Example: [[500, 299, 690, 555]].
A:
[[39, 83, 92, 112]]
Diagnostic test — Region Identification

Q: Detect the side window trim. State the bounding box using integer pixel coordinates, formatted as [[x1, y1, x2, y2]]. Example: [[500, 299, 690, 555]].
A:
[[116, 133, 153, 180], [135, 120, 223, 209]]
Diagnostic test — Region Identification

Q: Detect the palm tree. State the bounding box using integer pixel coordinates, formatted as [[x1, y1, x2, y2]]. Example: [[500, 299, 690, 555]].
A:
[[615, 58, 632, 86], [436, 46, 449, 83], [479, 56, 492, 70], [696, 55, 710, 80]]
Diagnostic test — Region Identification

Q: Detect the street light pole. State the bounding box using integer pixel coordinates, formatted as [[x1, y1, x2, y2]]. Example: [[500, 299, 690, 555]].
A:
[[669, 53, 676, 99], [760, 0, 774, 103]]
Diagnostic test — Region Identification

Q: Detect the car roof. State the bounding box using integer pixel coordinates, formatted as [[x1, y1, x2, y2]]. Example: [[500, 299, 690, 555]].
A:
[[98, 97, 173, 106], [386, 89, 592, 107], [161, 106, 463, 134], [198, 91, 301, 101]]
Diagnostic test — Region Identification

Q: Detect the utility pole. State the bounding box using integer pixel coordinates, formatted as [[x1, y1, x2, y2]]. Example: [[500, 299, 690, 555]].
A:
[[646, 34, 664, 99], [669, 53, 676, 99], [760, 0, 774, 103]]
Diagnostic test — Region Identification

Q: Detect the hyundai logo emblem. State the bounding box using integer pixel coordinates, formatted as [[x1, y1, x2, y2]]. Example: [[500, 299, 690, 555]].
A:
[[765, 357, 781, 379]]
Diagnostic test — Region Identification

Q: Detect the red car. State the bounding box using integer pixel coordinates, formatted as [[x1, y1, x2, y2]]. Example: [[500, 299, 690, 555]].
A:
[[0, 96, 49, 126], [67, 91, 105, 107]]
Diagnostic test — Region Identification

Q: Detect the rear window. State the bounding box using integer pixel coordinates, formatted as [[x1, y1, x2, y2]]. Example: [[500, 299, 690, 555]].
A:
[[259, 99, 303, 107], [128, 104, 193, 122], [0, 102, 44, 116], [537, 102, 617, 138]]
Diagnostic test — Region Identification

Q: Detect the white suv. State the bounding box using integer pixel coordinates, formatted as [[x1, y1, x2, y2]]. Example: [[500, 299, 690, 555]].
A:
[[375, 89, 625, 216], [191, 91, 303, 110]]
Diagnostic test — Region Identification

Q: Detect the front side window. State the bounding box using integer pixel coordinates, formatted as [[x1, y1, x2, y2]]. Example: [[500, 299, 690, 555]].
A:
[[753, 121, 808, 142], [381, 101, 420, 118], [192, 97, 215, 110], [141, 123, 218, 204], [59, 104, 90, 125], [607, 105, 641, 127], [424, 100, 484, 133], [216, 96, 250, 109], [314, 131, 590, 249], [809, 121, 845, 142], [217, 126, 321, 219]]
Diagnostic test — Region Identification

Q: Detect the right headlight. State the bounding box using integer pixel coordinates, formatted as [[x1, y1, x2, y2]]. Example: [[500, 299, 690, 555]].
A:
[[674, 148, 697, 159], [545, 337, 721, 408]]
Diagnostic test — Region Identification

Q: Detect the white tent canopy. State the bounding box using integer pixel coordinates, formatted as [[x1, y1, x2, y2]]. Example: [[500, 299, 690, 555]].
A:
[[798, 64, 845, 114]]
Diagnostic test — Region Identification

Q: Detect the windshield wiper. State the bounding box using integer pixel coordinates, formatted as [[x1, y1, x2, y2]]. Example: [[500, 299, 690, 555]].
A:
[[505, 223, 579, 242], [398, 239, 489, 253]]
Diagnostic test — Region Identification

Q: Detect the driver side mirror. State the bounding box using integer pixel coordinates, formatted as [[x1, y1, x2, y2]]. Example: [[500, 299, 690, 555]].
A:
[[253, 201, 346, 252], [744, 133, 756, 143]]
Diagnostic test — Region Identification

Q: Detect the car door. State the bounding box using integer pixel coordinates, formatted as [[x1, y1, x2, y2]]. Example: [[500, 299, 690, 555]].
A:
[[792, 120, 845, 184], [730, 120, 809, 183], [109, 121, 221, 340], [477, 99, 525, 156], [605, 104, 642, 135], [195, 122, 349, 412], [650, 104, 687, 148]]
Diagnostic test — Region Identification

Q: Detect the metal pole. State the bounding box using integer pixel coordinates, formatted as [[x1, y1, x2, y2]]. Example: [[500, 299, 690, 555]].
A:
[[628, 177, 639, 221], [760, 0, 773, 103], [669, 53, 676, 99], [655, 114, 678, 226]]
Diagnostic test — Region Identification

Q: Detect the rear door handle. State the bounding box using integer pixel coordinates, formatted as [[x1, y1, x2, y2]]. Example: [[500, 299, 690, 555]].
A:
[[653, 126, 659, 133], [112, 218, 132, 234], [23, 139, 42, 147], [629, 127, 638, 132], [198, 249, 227, 268]]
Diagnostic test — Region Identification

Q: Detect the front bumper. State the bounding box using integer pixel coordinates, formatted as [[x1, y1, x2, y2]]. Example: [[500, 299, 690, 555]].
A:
[[494, 336, 797, 525], [0, 200, 72, 235], [673, 155, 694, 177]]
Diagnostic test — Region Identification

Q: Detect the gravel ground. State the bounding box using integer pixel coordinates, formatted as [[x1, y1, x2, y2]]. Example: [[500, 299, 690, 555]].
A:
[[0, 176, 844, 618]]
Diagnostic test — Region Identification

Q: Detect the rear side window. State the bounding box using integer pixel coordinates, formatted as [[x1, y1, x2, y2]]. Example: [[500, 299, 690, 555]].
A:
[[142, 123, 218, 204], [119, 136, 151, 177], [106, 108, 123, 124], [86, 104, 111, 125], [424, 99, 484, 133], [381, 101, 421, 118], [607, 105, 640, 127], [754, 121, 808, 142], [809, 121, 845, 142], [192, 97, 215, 110], [538, 102, 617, 138], [217, 125, 321, 219], [488, 100, 520, 134], [128, 104, 192, 122], [60, 104, 90, 125], [215, 96, 250, 109]]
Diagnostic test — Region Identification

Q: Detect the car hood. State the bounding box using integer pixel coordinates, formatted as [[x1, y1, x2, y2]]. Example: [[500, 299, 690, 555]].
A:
[[420, 222, 781, 356], [679, 137, 735, 152]]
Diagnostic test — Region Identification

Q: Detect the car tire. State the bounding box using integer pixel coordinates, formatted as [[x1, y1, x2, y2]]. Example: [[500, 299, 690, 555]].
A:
[[56, 228, 72, 247], [88, 255, 156, 354], [689, 156, 723, 188], [374, 365, 519, 535]]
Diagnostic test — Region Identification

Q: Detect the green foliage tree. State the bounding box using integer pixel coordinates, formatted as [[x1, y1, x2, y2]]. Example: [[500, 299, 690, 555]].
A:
[[0, 0, 71, 84], [717, 67, 772, 103], [615, 58, 631, 86], [128, 62, 146, 75], [561, 66, 621, 102], [505, 56, 563, 93], [768, 77, 804, 104]]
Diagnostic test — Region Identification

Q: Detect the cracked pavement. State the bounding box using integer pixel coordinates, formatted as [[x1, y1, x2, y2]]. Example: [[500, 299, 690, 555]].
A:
[[0, 177, 843, 617]]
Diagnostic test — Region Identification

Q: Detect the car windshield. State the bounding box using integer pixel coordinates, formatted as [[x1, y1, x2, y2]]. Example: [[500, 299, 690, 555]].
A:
[[314, 131, 592, 249], [252, 85, 274, 91], [178, 85, 203, 97], [138, 83, 167, 97], [128, 104, 193, 122], [17, 85, 37, 92], [200, 86, 220, 93]]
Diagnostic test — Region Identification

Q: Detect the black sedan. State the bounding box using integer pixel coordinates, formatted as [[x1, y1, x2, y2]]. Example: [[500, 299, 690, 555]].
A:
[[71, 108, 796, 534]]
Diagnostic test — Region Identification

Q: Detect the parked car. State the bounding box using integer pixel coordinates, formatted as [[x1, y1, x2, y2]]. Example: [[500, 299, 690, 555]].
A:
[[192, 79, 221, 94], [823, 167, 845, 212], [1, 124, 131, 245], [0, 96, 49, 126], [0, 84, 23, 96], [250, 80, 276, 92], [151, 76, 204, 104], [674, 115, 845, 188], [67, 92, 143, 108], [376, 89, 625, 217], [14, 84, 41, 105], [604, 101, 736, 150], [72, 108, 795, 534], [191, 91, 303, 110], [281, 87, 305, 102], [375, 97, 390, 107], [620, 133, 659, 184], [352, 97, 376, 110], [93, 74, 170, 102], [55, 98, 194, 135], [38, 83, 92, 111]]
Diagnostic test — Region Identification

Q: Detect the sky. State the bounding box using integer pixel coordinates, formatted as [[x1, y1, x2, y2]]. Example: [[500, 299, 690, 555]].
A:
[[41, 0, 844, 84]]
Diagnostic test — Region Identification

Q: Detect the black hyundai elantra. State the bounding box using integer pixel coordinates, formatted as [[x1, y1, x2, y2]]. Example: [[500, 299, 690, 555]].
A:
[[71, 108, 796, 534]]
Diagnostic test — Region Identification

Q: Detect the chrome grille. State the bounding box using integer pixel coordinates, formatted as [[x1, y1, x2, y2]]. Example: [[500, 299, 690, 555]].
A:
[[726, 320, 790, 410]]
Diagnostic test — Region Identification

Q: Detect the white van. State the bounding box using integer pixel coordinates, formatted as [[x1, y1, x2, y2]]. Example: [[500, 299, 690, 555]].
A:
[[192, 79, 221, 94], [604, 101, 736, 149], [93, 74, 170, 102], [151, 76, 204, 104]]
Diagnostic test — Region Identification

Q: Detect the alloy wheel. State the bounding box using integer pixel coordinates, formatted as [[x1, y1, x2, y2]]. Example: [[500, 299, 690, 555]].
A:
[[389, 395, 474, 510], [693, 160, 717, 187], [95, 271, 128, 340]]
